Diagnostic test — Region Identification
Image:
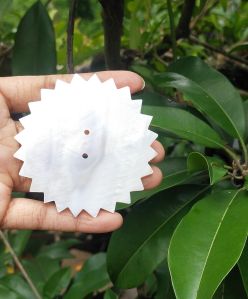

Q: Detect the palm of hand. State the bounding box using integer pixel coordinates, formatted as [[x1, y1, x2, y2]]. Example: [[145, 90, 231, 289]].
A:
[[0, 89, 33, 221], [0, 72, 164, 233]]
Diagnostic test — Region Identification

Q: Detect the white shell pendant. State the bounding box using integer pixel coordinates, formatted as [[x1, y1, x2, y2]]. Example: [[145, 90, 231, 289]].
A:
[[14, 74, 158, 217]]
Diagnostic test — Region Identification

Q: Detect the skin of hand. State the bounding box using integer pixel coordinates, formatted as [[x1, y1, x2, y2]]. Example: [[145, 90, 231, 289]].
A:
[[0, 71, 165, 233]]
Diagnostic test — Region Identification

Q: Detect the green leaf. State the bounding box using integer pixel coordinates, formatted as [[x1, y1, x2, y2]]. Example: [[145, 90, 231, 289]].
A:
[[154, 264, 171, 299], [143, 106, 226, 149], [187, 152, 227, 185], [155, 57, 245, 139], [0, 0, 13, 21], [107, 185, 208, 288], [238, 241, 248, 296], [229, 42, 248, 54], [64, 253, 110, 299], [243, 100, 248, 140], [0, 285, 22, 299], [38, 239, 79, 260], [132, 89, 173, 106], [43, 267, 71, 298], [0, 274, 33, 299], [12, 1, 56, 75], [23, 256, 60, 293], [125, 158, 195, 208], [131, 65, 158, 87], [168, 189, 248, 299], [104, 289, 118, 299], [10, 230, 31, 256]]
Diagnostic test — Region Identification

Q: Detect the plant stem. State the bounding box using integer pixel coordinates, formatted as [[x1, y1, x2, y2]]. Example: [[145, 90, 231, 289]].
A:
[[0, 230, 42, 299], [67, 0, 77, 73], [224, 165, 232, 170], [215, 174, 232, 184], [223, 146, 243, 171], [166, 0, 177, 60], [239, 137, 248, 165]]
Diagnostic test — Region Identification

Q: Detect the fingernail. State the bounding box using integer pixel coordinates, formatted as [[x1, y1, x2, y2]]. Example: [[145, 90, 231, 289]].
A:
[[141, 78, 146, 90]]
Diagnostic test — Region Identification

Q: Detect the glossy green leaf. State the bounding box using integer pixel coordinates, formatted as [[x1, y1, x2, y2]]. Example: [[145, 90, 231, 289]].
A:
[[155, 57, 245, 139], [243, 100, 248, 140], [65, 253, 110, 299], [131, 65, 158, 86], [43, 267, 71, 298], [238, 241, 248, 296], [243, 177, 248, 190], [169, 189, 248, 299], [12, 1, 56, 75], [133, 89, 174, 106], [187, 152, 227, 185], [107, 185, 208, 288], [143, 106, 226, 149], [117, 158, 194, 210], [127, 158, 196, 208]]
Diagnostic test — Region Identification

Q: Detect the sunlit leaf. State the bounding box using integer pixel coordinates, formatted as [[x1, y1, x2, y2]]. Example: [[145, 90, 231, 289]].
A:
[[187, 152, 227, 185], [169, 189, 248, 299], [155, 57, 245, 140], [143, 105, 226, 149]]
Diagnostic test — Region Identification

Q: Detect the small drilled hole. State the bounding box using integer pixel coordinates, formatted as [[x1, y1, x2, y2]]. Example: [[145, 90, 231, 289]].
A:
[[84, 130, 90, 135], [82, 153, 88, 159]]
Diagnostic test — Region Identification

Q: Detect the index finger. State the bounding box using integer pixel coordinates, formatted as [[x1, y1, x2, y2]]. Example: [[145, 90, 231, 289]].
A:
[[2, 197, 123, 233], [0, 71, 144, 113]]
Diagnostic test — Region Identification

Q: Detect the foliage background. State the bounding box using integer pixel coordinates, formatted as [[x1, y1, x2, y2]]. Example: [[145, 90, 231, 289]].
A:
[[0, 0, 248, 298]]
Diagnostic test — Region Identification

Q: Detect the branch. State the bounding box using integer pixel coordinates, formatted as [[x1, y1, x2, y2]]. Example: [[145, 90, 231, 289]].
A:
[[176, 0, 196, 39], [99, 0, 124, 70], [67, 0, 78, 73], [189, 35, 248, 67], [0, 230, 42, 299], [159, 0, 195, 55]]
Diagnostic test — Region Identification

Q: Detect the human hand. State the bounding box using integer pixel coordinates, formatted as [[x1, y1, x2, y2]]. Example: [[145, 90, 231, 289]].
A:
[[0, 71, 165, 233]]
